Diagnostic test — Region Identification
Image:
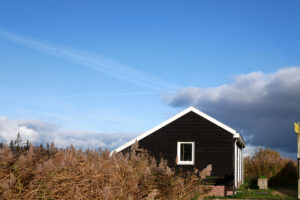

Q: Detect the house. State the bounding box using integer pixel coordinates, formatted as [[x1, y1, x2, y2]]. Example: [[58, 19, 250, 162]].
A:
[[112, 106, 245, 194]]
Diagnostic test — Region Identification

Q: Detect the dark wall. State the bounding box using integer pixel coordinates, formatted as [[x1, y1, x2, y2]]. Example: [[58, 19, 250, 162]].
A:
[[123, 111, 234, 185]]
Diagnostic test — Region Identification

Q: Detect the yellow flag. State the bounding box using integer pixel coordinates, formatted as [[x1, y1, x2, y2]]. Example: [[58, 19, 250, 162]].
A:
[[295, 122, 300, 134]]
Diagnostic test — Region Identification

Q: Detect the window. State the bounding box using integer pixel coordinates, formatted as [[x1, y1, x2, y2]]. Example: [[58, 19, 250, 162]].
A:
[[177, 142, 195, 165]]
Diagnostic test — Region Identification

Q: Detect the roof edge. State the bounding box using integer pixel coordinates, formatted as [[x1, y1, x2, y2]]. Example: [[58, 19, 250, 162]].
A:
[[111, 106, 245, 154], [234, 133, 246, 147]]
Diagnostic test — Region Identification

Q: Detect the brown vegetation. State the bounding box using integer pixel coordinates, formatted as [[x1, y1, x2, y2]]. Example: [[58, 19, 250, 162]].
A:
[[0, 140, 210, 199], [244, 148, 297, 188]]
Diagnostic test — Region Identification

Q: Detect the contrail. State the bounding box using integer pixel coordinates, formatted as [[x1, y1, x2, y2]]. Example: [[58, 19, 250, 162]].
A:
[[59, 91, 159, 98], [0, 30, 179, 92]]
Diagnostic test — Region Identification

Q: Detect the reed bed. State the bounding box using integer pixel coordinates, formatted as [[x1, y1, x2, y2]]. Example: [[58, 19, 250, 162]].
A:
[[0, 141, 210, 199]]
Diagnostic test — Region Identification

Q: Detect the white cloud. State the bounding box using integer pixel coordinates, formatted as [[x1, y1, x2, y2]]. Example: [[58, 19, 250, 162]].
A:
[[163, 67, 300, 159], [243, 144, 259, 158], [0, 117, 138, 150]]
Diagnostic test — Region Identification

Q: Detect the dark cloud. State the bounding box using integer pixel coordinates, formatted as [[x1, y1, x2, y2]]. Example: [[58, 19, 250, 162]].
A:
[[0, 117, 138, 151], [163, 67, 300, 158]]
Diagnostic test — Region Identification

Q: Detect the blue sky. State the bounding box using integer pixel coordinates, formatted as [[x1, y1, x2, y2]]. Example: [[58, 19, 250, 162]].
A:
[[1, 1, 300, 157]]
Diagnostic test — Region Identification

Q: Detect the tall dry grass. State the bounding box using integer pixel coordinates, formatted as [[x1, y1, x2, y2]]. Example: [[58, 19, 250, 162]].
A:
[[244, 148, 297, 188], [0, 141, 210, 199]]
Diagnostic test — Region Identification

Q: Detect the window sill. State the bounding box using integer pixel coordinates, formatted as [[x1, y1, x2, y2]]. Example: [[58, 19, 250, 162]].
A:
[[177, 161, 194, 165]]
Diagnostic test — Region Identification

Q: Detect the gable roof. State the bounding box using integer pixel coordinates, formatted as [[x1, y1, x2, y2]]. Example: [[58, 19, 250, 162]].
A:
[[112, 106, 245, 154]]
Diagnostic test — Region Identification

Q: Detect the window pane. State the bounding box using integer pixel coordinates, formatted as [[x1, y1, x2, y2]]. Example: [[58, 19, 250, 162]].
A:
[[180, 143, 192, 161]]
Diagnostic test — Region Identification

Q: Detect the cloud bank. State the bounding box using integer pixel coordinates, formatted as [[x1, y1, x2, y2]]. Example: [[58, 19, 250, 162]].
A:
[[163, 67, 300, 158], [0, 117, 138, 151]]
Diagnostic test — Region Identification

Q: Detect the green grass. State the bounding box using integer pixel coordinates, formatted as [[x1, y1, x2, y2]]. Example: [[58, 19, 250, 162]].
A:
[[204, 188, 296, 200]]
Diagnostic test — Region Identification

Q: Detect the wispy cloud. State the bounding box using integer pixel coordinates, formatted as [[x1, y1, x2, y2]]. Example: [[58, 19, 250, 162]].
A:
[[58, 91, 158, 98], [0, 30, 178, 92]]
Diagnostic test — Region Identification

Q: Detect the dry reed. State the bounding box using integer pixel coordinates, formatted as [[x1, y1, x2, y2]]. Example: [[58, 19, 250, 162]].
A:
[[0, 141, 210, 199], [244, 148, 297, 188]]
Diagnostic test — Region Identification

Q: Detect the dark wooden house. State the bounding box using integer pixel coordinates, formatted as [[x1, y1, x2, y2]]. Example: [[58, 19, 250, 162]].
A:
[[112, 106, 245, 192]]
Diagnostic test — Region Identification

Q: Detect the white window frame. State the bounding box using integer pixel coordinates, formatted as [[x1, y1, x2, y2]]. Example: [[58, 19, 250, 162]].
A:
[[177, 141, 195, 165]]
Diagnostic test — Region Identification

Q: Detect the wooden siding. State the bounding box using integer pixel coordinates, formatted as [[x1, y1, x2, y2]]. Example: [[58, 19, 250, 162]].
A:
[[123, 111, 234, 185]]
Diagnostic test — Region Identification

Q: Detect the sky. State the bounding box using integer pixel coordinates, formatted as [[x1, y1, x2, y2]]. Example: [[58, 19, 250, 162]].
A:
[[0, 1, 300, 158]]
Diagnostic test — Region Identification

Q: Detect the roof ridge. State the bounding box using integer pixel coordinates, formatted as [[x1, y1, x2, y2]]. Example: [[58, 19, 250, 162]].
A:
[[111, 106, 245, 154]]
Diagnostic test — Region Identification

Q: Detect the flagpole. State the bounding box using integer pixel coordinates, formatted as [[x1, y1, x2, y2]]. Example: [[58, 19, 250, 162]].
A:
[[298, 133, 300, 200], [295, 122, 300, 200]]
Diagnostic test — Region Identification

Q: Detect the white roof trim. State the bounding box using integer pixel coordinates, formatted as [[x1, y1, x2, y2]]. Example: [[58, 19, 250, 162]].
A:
[[112, 106, 245, 154]]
